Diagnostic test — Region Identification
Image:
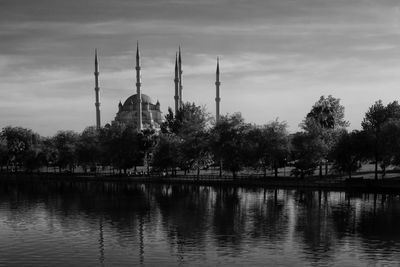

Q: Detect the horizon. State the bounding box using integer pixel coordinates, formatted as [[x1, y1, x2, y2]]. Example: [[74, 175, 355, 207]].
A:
[[1, 0, 400, 136]]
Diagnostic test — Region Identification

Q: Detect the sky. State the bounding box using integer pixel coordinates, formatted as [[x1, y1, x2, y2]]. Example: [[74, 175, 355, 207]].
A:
[[1, 0, 400, 136]]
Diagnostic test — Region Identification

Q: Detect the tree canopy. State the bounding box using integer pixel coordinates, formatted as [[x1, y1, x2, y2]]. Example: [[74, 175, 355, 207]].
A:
[[246, 120, 289, 177], [210, 113, 250, 178], [301, 95, 348, 177], [303, 95, 349, 130], [361, 100, 400, 179], [2, 97, 400, 181]]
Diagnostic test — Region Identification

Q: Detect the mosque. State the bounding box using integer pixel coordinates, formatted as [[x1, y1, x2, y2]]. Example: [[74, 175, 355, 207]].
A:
[[93, 43, 221, 130]]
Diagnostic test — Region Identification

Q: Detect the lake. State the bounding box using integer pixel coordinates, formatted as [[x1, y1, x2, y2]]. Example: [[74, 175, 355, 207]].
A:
[[0, 180, 399, 266]]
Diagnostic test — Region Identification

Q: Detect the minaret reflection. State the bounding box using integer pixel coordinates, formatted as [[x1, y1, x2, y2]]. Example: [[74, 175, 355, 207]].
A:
[[98, 216, 105, 266], [139, 214, 144, 265]]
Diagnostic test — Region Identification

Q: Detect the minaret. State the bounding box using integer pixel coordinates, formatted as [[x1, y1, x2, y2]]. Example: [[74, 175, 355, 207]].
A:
[[178, 46, 183, 109], [94, 49, 101, 129], [174, 53, 180, 114], [135, 42, 143, 131], [215, 57, 221, 123]]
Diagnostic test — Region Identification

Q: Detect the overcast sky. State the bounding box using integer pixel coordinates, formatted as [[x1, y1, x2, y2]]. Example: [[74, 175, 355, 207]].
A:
[[1, 0, 400, 136]]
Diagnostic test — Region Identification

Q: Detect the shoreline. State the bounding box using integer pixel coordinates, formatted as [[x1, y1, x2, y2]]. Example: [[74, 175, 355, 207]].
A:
[[1, 172, 400, 193]]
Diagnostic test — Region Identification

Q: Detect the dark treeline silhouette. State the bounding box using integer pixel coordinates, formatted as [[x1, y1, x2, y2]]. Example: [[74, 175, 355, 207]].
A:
[[2, 96, 400, 180]]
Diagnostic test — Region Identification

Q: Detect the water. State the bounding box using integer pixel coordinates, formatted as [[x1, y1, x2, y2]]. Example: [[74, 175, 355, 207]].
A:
[[0, 180, 399, 266]]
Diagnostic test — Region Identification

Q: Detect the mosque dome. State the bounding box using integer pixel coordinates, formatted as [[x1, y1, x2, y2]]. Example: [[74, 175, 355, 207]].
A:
[[122, 94, 153, 110]]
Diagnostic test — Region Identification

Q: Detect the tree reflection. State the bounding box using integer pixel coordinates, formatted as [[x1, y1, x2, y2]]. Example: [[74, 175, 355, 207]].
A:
[[0, 180, 152, 265], [212, 187, 246, 250], [294, 190, 337, 264], [248, 189, 288, 243], [152, 184, 210, 262], [330, 192, 357, 239], [356, 193, 400, 262], [1, 181, 400, 265]]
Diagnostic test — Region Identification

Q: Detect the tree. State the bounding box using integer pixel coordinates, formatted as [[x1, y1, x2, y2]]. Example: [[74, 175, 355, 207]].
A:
[[303, 95, 349, 130], [161, 107, 179, 134], [151, 134, 181, 175], [76, 126, 101, 173], [378, 120, 400, 177], [330, 130, 370, 178], [290, 132, 324, 178], [52, 130, 79, 172], [361, 100, 400, 179], [179, 130, 213, 177], [209, 113, 250, 178], [99, 123, 142, 174], [301, 95, 348, 177], [246, 120, 290, 177], [24, 137, 47, 172], [0, 138, 7, 171], [40, 137, 58, 172], [1, 126, 43, 171], [160, 102, 212, 175], [161, 102, 210, 137]]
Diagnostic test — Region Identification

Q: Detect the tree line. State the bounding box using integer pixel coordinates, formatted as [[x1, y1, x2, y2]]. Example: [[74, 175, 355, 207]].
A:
[[1, 96, 400, 179]]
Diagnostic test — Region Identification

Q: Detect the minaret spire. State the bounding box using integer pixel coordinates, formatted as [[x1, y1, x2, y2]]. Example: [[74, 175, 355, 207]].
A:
[[178, 45, 183, 109], [94, 48, 101, 129], [174, 53, 180, 114], [135, 41, 143, 131], [215, 57, 221, 123]]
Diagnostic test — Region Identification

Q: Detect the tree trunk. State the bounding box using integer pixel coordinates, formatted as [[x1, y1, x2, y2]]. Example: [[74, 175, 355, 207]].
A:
[[319, 162, 323, 178], [374, 136, 379, 180], [197, 167, 200, 179], [274, 166, 278, 178], [219, 161, 222, 177], [325, 160, 328, 175]]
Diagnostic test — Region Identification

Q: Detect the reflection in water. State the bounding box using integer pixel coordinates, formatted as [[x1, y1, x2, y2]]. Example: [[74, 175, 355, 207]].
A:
[[0, 180, 399, 266], [98, 216, 104, 266], [139, 214, 144, 265], [213, 187, 245, 248], [295, 191, 338, 265]]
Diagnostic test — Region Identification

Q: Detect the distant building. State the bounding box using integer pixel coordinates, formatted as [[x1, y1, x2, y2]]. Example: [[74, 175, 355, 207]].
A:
[[93, 43, 221, 130]]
